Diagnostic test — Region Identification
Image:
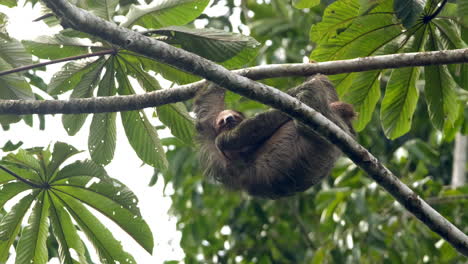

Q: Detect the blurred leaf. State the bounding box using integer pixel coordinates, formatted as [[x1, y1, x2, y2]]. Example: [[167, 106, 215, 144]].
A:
[[1, 140, 23, 151], [23, 35, 105, 60], [424, 25, 460, 131], [122, 0, 209, 28], [155, 26, 260, 68], [393, 0, 425, 29], [293, 0, 320, 9]]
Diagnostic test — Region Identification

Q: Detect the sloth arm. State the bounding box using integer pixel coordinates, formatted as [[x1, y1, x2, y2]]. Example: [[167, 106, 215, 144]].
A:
[[193, 84, 225, 138], [216, 109, 291, 151]]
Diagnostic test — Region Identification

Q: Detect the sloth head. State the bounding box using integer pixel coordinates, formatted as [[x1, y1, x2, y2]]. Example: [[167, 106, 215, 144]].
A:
[[214, 110, 244, 133]]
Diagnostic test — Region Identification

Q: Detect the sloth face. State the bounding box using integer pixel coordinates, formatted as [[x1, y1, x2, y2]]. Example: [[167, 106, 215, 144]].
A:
[[215, 110, 244, 133]]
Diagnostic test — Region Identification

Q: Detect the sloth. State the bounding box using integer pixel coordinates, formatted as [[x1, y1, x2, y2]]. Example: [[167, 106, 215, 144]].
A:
[[193, 75, 356, 199]]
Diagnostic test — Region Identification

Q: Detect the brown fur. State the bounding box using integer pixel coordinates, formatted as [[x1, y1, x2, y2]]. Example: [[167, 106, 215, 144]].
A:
[[193, 75, 355, 199]]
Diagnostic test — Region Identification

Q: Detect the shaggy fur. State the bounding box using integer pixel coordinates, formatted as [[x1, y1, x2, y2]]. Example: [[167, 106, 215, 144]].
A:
[[194, 75, 355, 199]]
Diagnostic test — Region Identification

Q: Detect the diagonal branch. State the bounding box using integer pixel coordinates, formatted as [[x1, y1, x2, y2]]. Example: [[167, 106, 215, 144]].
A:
[[0, 48, 468, 115], [40, 0, 468, 255]]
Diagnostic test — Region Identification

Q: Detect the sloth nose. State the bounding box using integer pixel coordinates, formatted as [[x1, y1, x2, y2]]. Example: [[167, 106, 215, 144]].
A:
[[225, 115, 235, 123]]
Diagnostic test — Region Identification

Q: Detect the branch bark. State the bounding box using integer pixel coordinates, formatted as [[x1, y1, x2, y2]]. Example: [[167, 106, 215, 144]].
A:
[[1, 48, 468, 115], [40, 0, 468, 255]]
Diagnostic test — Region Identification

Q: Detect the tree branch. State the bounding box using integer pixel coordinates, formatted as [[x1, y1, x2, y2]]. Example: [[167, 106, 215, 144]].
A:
[[40, 0, 468, 255], [1, 48, 468, 115]]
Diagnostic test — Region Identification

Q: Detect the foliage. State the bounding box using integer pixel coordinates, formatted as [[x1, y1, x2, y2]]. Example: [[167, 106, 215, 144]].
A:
[[0, 0, 466, 263], [0, 142, 152, 263]]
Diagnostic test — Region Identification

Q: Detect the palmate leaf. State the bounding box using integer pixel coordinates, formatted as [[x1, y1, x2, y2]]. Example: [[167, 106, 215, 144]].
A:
[[53, 160, 142, 215], [311, 0, 402, 95], [15, 192, 49, 264], [48, 59, 104, 95], [0, 192, 37, 263], [116, 68, 168, 170], [87, 0, 119, 21], [48, 142, 82, 179], [50, 192, 137, 264], [52, 179, 153, 253], [22, 35, 106, 60], [122, 0, 209, 28], [49, 194, 88, 264], [0, 144, 152, 263], [380, 26, 426, 139], [424, 26, 459, 131], [62, 58, 107, 136], [89, 62, 117, 165], [155, 26, 260, 68]]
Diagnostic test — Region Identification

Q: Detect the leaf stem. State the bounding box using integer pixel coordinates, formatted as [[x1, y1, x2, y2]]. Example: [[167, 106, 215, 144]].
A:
[[0, 49, 116, 77], [0, 164, 43, 188]]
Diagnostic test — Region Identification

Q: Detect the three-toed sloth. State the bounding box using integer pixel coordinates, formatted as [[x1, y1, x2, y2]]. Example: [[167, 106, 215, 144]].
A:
[[194, 75, 356, 199]]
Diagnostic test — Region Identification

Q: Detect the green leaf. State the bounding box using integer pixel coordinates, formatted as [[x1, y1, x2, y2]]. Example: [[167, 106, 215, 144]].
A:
[[0, 56, 34, 100], [122, 0, 210, 28], [381, 67, 420, 139], [0, 192, 37, 263], [343, 71, 381, 131], [51, 192, 137, 264], [22, 35, 105, 60], [48, 142, 82, 179], [403, 139, 440, 165], [155, 26, 260, 68], [53, 161, 142, 218], [48, 59, 103, 95], [0, 38, 31, 68], [87, 0, 119, 20], [53, 181, 153, 253], [119, 51, 199, 84], [117, 72, 168, 170], [424, 27, 460, 130], [393, 0, 425, 28], [310, 0, 360, 44], [5, 149, 43, 175], [380, 27, 427, 139], [1, 140, 23, 152], [311, 0, 399, 62], [62, 59, 106, 136], [293, 0, 320, 9], [0, 181, 30, 209], [0, 0, 16, 7], [49, 194, 88, 264], [15, 192, 49, 264], [122, 61, 195, 145], [89, 64, 117, 165], [157, 103, 195, 145]]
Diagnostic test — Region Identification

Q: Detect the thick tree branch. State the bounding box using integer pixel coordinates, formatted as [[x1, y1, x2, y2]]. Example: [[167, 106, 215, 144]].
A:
[[39, 0, 468, 255], [1, 48, 468, 115]]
